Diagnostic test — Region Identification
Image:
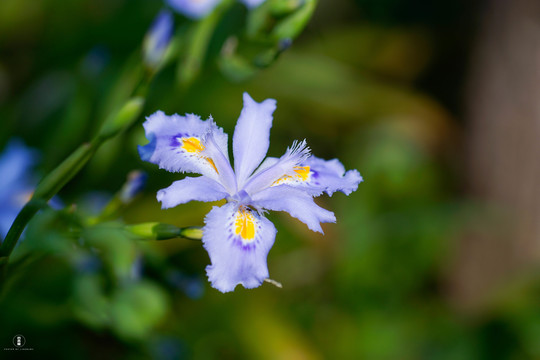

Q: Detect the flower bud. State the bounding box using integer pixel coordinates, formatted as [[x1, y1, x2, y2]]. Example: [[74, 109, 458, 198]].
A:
[[143, 10, 174, 70], [124, 223, 203, 241]]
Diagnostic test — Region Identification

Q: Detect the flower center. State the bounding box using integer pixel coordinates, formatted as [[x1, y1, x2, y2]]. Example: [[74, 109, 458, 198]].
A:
[[230, 190, 252, 204]]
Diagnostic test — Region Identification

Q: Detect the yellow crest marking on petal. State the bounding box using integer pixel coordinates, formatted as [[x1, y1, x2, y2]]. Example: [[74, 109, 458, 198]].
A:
[[235, 208, 256, 241], [180, 137, 219, 174], [206, 158, 219, 174], [272, 166, 311, 186], [181, 137, 204, 153], [294, 165, 310, 181]]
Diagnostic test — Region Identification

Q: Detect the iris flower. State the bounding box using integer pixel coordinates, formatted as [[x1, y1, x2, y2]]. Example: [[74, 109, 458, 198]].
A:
[[166, 0, 265, 20], [139, 93, 362, 292]]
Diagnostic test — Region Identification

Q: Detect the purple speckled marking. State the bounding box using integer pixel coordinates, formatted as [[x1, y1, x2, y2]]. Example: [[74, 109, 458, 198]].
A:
[[310, 169, 320, 185], [232, 237, 256, 251], [169, 133, 191, 147], [169, 137, 180, 147]]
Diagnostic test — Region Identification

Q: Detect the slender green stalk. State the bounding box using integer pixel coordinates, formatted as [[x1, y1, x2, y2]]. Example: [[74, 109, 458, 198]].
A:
[[32, 142, 97, 201], [0, 200, 50, 295], [0, 200, 47, 274]]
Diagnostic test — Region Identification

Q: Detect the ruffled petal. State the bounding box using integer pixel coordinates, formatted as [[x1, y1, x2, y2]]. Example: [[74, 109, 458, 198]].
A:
[[202, 202, 276, 293], [157, 176, 229, 209], [243, 139, 310, 195], [302, 156, 363, 196], [166, 0, 221, 19], [138, 111, 230, 182], [251, 185, 336, 233], [232, 93, 277, 188], [263, 156, 363, 196]]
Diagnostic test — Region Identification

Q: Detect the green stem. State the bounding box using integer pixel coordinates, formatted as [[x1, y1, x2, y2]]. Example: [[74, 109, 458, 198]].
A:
[[32, 142, 97, 200], [0, 200, 46, 263]]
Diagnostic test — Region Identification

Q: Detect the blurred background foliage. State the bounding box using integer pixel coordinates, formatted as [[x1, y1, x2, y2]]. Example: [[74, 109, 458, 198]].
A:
[[1, 0, 538, 359]]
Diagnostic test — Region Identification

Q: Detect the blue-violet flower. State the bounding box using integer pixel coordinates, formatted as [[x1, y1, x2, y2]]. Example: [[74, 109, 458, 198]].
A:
[[167, 0, 266, 20], [139, 93, 363, 292]]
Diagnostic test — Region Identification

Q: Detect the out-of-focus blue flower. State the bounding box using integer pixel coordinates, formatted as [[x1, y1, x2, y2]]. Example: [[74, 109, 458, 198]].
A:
[[166, 0, 266, 19], [239, 0, 266, 8], [139, 93, 363, 293], [120, 170, 148, 204], [143, 10, 174, 69], [166, 0, 220, 19], [166, 270, 205, 299], [0, 139, 38, 239]]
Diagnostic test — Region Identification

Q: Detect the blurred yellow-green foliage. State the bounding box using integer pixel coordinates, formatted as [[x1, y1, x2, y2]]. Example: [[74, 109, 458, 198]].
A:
[[1, 0, 539, 359]]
